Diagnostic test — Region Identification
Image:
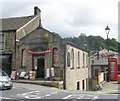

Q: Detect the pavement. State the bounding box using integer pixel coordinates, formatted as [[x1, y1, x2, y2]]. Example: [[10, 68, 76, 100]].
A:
[[12, 79, 120, 94], [12, 79, 61, 88], [97, 81, 120, 94]]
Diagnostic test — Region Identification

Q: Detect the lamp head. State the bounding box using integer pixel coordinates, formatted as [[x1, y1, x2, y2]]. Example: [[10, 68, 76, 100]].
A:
[[105, 25, 110, 35]]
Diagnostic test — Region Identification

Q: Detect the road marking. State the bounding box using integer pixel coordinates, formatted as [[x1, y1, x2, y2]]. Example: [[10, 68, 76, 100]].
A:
[[15, 90, 58, 99], [62, 94, 98, 99], [22, 91, 40, 96], [0, 97, 12, 99], [62, 95, 72, 99], [25, 95, 43, 99], [51, 92, 58, 94], [45, 94, 51, 96], [45, 92, 58, 97]]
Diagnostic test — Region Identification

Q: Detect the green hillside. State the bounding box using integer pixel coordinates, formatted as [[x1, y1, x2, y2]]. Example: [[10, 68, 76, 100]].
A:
[[64, 33, 120, 52]]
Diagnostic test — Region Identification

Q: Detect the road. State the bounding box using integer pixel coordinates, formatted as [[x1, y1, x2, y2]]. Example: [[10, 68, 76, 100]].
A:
[[0, 83, 119, 100]]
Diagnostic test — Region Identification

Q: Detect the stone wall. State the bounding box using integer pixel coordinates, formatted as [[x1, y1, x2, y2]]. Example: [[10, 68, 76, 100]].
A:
[[16, 16, 39, 41], [16, 27, 65, 79], [3, 31, 16, 68]]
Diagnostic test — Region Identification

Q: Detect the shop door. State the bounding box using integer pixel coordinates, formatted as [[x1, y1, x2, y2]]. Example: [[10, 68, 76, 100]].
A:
[[36, 58, 45, 78]]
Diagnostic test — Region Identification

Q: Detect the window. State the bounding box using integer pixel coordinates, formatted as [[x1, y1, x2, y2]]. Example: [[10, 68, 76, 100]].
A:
[[71, 49, 74, 68], [94, 68, 99, 78], [83, 53, 85, 68], [0, 34, 4, 50], [77, 51, 80, 68], [67, 52, 70, 67], [86, 54, 88, 68], [21, 49, 26, 67]]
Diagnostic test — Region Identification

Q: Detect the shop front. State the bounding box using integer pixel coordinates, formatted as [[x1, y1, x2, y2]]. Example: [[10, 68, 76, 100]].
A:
[[26, 48, 52, 79]]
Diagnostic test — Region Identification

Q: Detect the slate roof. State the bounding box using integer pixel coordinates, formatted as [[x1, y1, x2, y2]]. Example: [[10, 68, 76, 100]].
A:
[[0, 15, 36, 31]]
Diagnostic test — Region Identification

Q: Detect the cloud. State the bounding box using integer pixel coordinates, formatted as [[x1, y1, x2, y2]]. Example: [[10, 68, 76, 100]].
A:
[[0, 0, 119, 40]]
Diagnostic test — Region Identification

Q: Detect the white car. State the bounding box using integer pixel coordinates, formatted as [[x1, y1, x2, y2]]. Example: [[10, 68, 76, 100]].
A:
[[0, 69, 13, 90]]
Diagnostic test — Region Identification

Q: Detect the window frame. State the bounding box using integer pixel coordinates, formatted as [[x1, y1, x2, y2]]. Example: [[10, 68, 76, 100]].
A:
[[71, 49, 74, 69], [77, 51, 80, 69], [67, 52, 70, 67], [0, 34, 5, 51]]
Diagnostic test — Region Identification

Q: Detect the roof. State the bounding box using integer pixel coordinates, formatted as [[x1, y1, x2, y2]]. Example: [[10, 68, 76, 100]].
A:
[[66, 41, 88, 53], [0, 15, 36, 31]]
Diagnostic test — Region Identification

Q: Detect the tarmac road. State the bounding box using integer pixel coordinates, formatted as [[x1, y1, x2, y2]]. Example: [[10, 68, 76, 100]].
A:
[[0, 82, 119, 100]]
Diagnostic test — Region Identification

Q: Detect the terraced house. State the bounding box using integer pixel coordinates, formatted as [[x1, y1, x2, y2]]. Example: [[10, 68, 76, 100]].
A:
[[0, 6, 88, 90]]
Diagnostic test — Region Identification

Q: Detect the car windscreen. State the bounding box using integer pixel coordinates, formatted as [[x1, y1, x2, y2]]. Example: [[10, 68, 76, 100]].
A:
[[0, 70, 8, 76]]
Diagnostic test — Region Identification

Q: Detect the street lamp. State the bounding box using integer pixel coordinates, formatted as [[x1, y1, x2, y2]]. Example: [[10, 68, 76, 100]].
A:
[[105, 26, 110, 51], [105, 25, 110, 82]]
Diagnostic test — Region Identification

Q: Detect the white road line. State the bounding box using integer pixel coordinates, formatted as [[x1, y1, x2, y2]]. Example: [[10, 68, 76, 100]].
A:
[[51, 92, 58, 94], [16, 91, 58, 99], [22, 91, 40, 96], [45, 94, 51, 96], [62, 95, 72, 99], [77, 95, 84, 99], [0, 97, 12, 99], [25, 95, 42, 99], [62, 94, 98, 99], [45, 92, 58, 97]]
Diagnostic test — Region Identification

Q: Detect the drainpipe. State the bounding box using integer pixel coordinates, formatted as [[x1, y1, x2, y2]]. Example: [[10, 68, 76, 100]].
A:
[[63, 43, 66, 89], [14, 31, 17, 70]]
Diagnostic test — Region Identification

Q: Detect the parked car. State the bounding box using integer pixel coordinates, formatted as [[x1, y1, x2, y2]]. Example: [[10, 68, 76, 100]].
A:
[[0, 69, 13, 90]]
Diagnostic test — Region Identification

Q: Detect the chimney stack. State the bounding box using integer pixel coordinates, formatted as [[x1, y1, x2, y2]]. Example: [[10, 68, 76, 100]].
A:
[[34, 6, 42, 27]]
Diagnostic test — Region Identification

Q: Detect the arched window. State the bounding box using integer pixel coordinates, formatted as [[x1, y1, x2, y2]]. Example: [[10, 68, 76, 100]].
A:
[[21, 49, 26, 67]]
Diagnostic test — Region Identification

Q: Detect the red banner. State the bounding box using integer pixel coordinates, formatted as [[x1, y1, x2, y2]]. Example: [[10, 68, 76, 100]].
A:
[[26, 48, 52, 54]]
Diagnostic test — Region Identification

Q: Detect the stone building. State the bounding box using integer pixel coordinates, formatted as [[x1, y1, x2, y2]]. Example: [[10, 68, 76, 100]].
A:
[[89, 49, 119, 90], [0, 6, 89, 90], [65, 42, 88, 90], [0, 7, 41, 75]]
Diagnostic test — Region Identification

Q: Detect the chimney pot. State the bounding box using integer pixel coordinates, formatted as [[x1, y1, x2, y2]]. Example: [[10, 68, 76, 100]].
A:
[[34, 6, 42, 27], [34, 6, 41, 15]]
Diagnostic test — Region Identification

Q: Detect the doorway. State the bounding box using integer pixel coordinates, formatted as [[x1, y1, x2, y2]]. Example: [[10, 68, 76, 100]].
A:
[[82, 79, 85, 90], [36, 58, 45, 78], [77, 81, 80, 90], [1, 54, 12, 76]]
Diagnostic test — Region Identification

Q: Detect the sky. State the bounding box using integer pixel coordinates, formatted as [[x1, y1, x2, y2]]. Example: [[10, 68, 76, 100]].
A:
[[0, 0, 119, 41]]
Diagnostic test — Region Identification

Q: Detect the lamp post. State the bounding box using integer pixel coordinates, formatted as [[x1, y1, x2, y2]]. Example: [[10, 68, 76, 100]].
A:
[[105, 25, 110, 82]]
